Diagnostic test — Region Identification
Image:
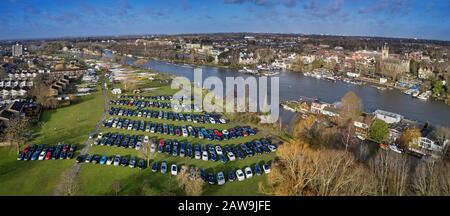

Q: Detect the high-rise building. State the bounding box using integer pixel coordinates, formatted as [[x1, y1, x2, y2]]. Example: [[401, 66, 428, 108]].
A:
[[12, 43, 23, 57]]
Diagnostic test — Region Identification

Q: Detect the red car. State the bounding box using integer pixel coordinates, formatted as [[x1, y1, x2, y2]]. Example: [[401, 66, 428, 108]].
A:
[[159, 139, 165, 147], [213, 130, 222, 137], [45, 151, 52, 160], [23, 145, 30, 154]]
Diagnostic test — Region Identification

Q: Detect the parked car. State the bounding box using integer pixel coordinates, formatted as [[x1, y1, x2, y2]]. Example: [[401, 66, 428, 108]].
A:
[[120, 156, 128, 166], [129, 157, 136, 168], [244, 167, 253, 179], [217, 172, 226, 185], [202, 151, 208, 161], [85, 154, 93, 163], [160, 162, 167, 174], [113, 155, 121, 166], [38, 151, 46, 160], [151, 162, 158, 172], [99, 155, 107, 165], [254, 164, 262, 176], [137, 159, 145, 169], [106, 156, 114, 165], [207, 173, 216, 184], [171, 164, 178, 176], [263, 163, 271, 174], [67, 151, 74, 159], [227, 170, 236, 182], [76, 155, 84, 163], [236, 169, 245, 181]]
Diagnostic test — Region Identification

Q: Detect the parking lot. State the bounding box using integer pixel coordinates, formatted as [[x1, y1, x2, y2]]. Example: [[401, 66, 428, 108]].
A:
[[76, 152, 271, 186]]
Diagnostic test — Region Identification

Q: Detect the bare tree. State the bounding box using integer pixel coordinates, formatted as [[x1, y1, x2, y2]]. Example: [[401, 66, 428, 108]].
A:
[[111, 180, 122, 195], [4, 117, 30, 153], [176, 166, 204, 196], [339, 91, 363, 123], [412, 161, 450, 196], [30, 76, 58, 109], [369, 150, 409, 196], [261, 140, 375, 196], [139, 140, 155, 167]]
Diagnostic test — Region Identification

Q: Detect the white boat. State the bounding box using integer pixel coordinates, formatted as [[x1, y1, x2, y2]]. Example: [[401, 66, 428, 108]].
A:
[[411, 90, 420, 97], [417, 91, 431, 100]]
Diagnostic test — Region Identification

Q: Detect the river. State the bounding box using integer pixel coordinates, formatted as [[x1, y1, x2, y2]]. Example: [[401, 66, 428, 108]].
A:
[[104, 52, 450, 127]]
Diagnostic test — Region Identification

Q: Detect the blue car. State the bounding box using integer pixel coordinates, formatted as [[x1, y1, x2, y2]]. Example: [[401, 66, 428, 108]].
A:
[[31, 151, 40, 160], [254, 164, 262, 176], [151, 162, 158, 172], [100, 155, 107, 165]]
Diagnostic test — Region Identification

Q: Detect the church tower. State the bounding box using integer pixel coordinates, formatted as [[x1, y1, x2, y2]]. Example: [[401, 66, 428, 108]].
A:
[[382, 43, 389, 60]]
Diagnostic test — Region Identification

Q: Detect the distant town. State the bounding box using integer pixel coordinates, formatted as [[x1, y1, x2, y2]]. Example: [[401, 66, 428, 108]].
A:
[[0, 33, 450, 196]]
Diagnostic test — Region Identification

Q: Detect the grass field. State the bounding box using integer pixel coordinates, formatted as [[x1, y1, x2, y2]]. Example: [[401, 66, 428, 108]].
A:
[[0, 72, 278, 196], [77, 81, 276, 195], [0, 89, 104, 195]]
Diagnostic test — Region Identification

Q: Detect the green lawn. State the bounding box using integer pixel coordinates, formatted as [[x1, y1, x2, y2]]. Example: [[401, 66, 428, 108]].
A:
[[0, 89, 105, 195]]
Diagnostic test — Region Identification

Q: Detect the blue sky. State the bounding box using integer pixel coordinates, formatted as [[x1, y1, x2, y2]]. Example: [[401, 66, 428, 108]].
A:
[[1, 0, 449, 40]]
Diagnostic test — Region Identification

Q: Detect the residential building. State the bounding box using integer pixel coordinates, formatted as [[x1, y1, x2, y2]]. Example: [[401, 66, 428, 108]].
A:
[[12, 43, 23, 57]]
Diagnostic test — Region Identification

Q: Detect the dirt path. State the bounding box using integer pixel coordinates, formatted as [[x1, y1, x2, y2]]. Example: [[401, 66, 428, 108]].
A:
[[53, 80, 110, 196]]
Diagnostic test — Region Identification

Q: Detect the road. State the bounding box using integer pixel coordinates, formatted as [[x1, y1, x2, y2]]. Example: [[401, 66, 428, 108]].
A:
[[53, 80, 110, 195]]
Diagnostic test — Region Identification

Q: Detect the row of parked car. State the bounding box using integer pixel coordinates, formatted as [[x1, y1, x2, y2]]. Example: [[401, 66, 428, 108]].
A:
[[150, 162, 271, 185], [17, 143, 76, 161], [118, 94, 176, 101], [76, 154, 146, 168], [94, 132, 277, 163], [103, 117, 256, 141], [111, 97, 204, 112], [109, 107, 226, 124]]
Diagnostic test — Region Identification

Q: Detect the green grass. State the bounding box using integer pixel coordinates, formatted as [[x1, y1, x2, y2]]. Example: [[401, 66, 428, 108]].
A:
[[0, 89, 105, 195]]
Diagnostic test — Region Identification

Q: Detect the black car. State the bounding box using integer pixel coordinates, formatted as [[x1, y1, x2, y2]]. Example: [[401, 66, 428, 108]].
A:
[[227, 170, 236, 182], [17, 151, 24, 160], [151, 162, 158, 172], [67, 151, 74, 159], [52, 150, 60, 160], [207, 173, 216, 185], [24, 151, 32, 160], [92, 155, 101, 164], [120, 156, 128, 166], [76, 155, 84, 163], [138, 159, 145, 169], [200, 169, 206, 181]]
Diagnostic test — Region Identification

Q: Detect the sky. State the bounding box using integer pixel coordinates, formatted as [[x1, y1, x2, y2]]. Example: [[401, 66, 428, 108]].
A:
[[0, 0, 449, 41]]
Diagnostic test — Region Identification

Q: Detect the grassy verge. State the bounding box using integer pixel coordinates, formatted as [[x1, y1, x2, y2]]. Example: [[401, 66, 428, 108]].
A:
[[0, 88, 104, 195]]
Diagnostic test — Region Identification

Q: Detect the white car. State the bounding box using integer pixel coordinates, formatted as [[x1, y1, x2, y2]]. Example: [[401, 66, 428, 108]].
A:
[[106, 157, 113, 165], [227, 152, 236, 161], [209, 117, 216, 124], [263, 164, 271, 174], [244, 167, 253, 179], [144, 136, 149, 144], [97, 132, 103, 139], [215, 145, 223, 155], [38, 151, 46, 160], [150, 143, 156, 153], [182, 129, 188, 137], [236, 169, 245, 181], [171, 164, 178, 176], [195, 151, 201, 160], [135, 142, 142, 150], [127, 124, 133, 130], [113, 155, 121, 166], [219, 118, 226, 124], [217, 172, 226, 185], [268, 145, 277, 152], [222, 129, 229, 136], [202, 151, 209, 161]]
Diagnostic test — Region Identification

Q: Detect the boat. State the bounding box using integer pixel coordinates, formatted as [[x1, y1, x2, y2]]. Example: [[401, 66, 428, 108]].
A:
[[411, 90, 420, 98], [417, 91, 431, 100]]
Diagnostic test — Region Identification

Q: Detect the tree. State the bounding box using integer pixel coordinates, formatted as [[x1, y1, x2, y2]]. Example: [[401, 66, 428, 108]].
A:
[[176, 166, 204, 196], [260, 140, 375, 196], [30, 75, 58, 109], [369, 119, 389, 143], [111, 180, 122, 195], [339, 91, 363, 122], [4, 117, 30, 153], [139, 140, 156, 168], [412, 161, 450, 196], [292, 115, 316, 138], [123, 78, 137, 92], [369, 150, 409, 196], [399, 128, 421, 150]]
